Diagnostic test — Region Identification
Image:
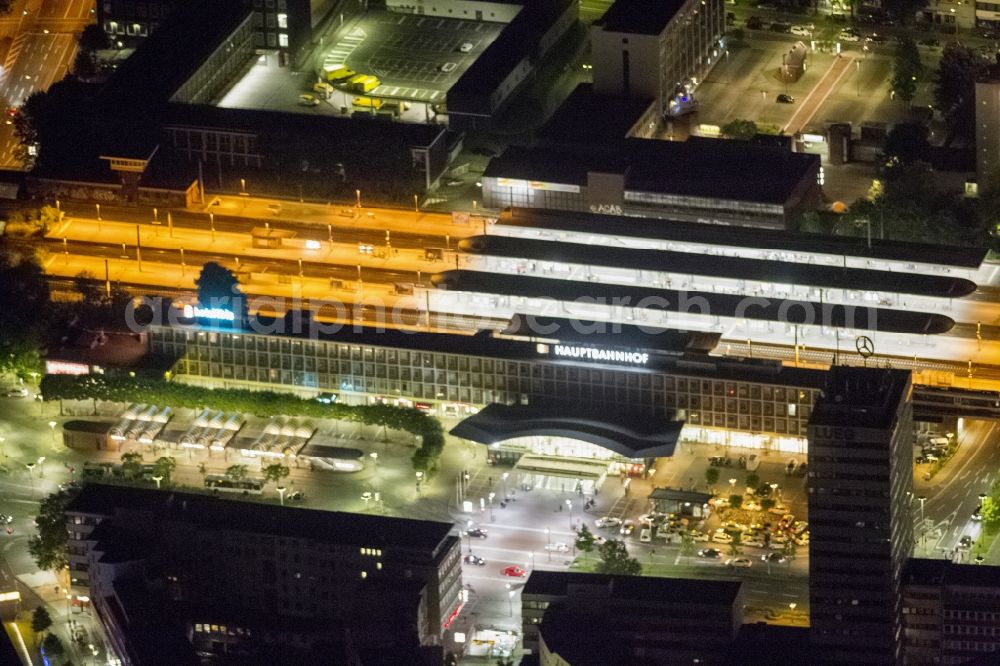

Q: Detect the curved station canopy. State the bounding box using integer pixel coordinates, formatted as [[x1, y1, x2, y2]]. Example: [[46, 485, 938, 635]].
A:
[[450, 403, 683, 459]]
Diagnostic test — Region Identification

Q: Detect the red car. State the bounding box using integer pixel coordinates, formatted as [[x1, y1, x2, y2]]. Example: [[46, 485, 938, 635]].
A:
[[502, 566, 526, 577]]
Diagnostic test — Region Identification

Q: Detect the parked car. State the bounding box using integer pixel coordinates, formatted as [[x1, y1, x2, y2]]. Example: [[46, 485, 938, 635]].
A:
[[768, 504, 790, 515], [762, 552, 787, 564], [545, 542, 570, 553], [770, 22, 791, 33], [466, 527, 488, 539], [502, 566, 527, 577], [794, 532, 810, 545], [640, 528, 653, 543], [959, 536, 973, 550], [726, 557, 753, 568], [712, 531, 734, 544], [776, 93, 795, 104], [464, 554, 485, 566], [746, 16, 763, 29], [839, 28, 861, 42], [743, 537, 766, 548], [3, 388, 28, 398], [298, 93, 320, 106], [458, 41, 474, 53], [596, 516, 622, 529], [915, 455, 928, 464], [690, 531, 710, 542], [746, 454, 760, 471], [793, 521, 809, 535], [698, 548, 722, 558], [973, 505, 983, 521], [593, 535, 608, 546], [790, 24, 812, 36]]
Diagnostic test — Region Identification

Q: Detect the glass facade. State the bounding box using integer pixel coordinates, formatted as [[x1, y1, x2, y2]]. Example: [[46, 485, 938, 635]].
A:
[[151, 326, 819, 440]]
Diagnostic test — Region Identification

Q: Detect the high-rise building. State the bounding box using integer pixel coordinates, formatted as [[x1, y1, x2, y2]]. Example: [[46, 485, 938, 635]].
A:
[[976, 80, 1000, 191], [808, 367, 914, 664]]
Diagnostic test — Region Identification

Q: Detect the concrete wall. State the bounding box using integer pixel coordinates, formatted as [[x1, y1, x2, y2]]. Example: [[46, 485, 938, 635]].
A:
[[590, 29, 660, 100], [385, 0, 521, 22]]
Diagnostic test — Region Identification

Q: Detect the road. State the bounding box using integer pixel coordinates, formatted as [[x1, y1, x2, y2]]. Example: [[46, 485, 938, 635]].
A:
[[783, 53, 854, 134]]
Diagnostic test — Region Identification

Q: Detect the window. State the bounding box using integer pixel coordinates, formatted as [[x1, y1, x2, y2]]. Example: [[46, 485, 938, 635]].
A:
[[277, 12, 287, 28], [278, 33, 288, 47]]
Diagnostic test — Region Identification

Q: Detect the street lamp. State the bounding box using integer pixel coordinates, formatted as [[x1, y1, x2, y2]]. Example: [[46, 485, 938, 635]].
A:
[[355, 188, 362, 208], [489, 492, 496, 522], [566, 499, 573, 530], [370, 452, 378, 467], [48, 420, 57, 443], [789, 602, 797, 612], [25, 462, 35, 496], [729, 478, 737, 493], [466, 520, 473, 553], [502, 472, 509, 499], [917, 495, 927, 554], [505, 582, 513, 616], [151, 475, 163, 489], [415, 471, 424, 494], [37, 457, 45, 478], [276, 485, 287, 507], [546, 528, 551, 562]]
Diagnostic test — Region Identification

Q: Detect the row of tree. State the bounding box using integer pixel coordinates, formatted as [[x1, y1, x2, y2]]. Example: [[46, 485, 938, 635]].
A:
[[40, 374, 446, 470]]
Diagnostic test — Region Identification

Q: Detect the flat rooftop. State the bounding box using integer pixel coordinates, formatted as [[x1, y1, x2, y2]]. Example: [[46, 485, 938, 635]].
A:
[[593, 0, 689, 34], [66, 484, 455, 553], [523, 570, 742, 605], [809, 367, 911, 430], [539, 84, 654, 141], [496, 207, 988, 269], [485, 138, 820, 205]]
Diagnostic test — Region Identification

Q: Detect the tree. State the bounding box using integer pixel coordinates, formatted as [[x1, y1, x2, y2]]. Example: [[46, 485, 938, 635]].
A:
[[761, 498, 776, 511], [679, 531, 697, 561], [704, 467, 720, 489], [31, 606, 52, 635], [891, 37, 922, 102], [729, 494, 744, 509], [120, 451, 143, 479], [262, 463, 290, 486], [0, 246, 51, 380], [12, 91, 49, 167], [575, 524, 596, 560], [41, 633, 64, 660], [934, 43, 988, 140], [745, 473, 760, 489], [195, 262, 243, 313], [78, 25, 110, 53], [28, 489, 76, 572], [72, 50, 97, 80], [225, 464, 249, 483], [153, 456, 177, 484], [496, 659, 514, 666], [883, 122, 929, 165], [720, 119, 758, 141], [596, 539, 642, 576]]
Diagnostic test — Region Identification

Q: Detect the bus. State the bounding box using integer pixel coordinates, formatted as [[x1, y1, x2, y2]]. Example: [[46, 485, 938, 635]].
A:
[[204, 474, 265, 495]]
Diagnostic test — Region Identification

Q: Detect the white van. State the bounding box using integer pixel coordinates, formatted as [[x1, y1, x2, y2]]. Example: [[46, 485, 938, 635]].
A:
[[640, 528, 652, 543], [746, 454, 760, 472]]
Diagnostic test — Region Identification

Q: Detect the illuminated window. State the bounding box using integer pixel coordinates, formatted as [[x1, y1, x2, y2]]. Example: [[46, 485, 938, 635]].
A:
[[278, 33, 288, 48], [376, 562, 382, 570], [277, 13, 287, 28], [360, 571, 367, 579]]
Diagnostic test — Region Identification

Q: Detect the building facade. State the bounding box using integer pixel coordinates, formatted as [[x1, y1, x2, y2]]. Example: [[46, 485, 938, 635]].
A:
[[150, 324, 823, 454], [590, 0, 725, 118], [902, 558, 1000, 665], [65, 484, 464, 648], [808, 367, 915, 664], [976, 81, 1000, 191]]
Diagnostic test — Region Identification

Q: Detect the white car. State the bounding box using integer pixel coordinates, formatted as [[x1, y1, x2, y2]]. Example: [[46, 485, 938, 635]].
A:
[[839, 29, 861, 42], [770, 536, 789, 550], [3, 388, 28, 398], [593, 535, 607, 546], [640, 528, 652, 543], [545, 542, 570, 553], [712, 531, 734, 544], [595, 516, 622, 529], [768, 504, 790, 515], [794, 532, 810, 546], [790, 24, 812, 36], [743, 537, 766, 548], [690, 531, 710, 542], [726, 557, 753, 568], [458, 42, 474, 53]]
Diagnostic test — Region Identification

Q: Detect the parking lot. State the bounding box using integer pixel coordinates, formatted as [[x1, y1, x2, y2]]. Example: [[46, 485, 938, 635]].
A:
[[318, 11, 505, 103]]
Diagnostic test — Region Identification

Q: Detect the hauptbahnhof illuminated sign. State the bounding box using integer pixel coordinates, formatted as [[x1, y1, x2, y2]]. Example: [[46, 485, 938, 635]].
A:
[[538, 344, 649, 365]]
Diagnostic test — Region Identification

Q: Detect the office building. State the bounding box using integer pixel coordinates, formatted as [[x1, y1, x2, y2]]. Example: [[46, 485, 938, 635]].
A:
[[481, 139, 823, 229], [591, 0, 725, 118], [902, 558, 1000, 665], [98, 0, 341, 60], [808, 367, 914, 664], [976, 80, 1000, 191], [521, 570, 744, 663], [65, 484, 463, 663]]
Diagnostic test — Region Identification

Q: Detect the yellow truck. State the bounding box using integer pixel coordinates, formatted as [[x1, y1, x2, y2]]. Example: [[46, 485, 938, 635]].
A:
[[324, 66, 356, 83], [346, 74, 380, 93], [352, 96, 383, 110]]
